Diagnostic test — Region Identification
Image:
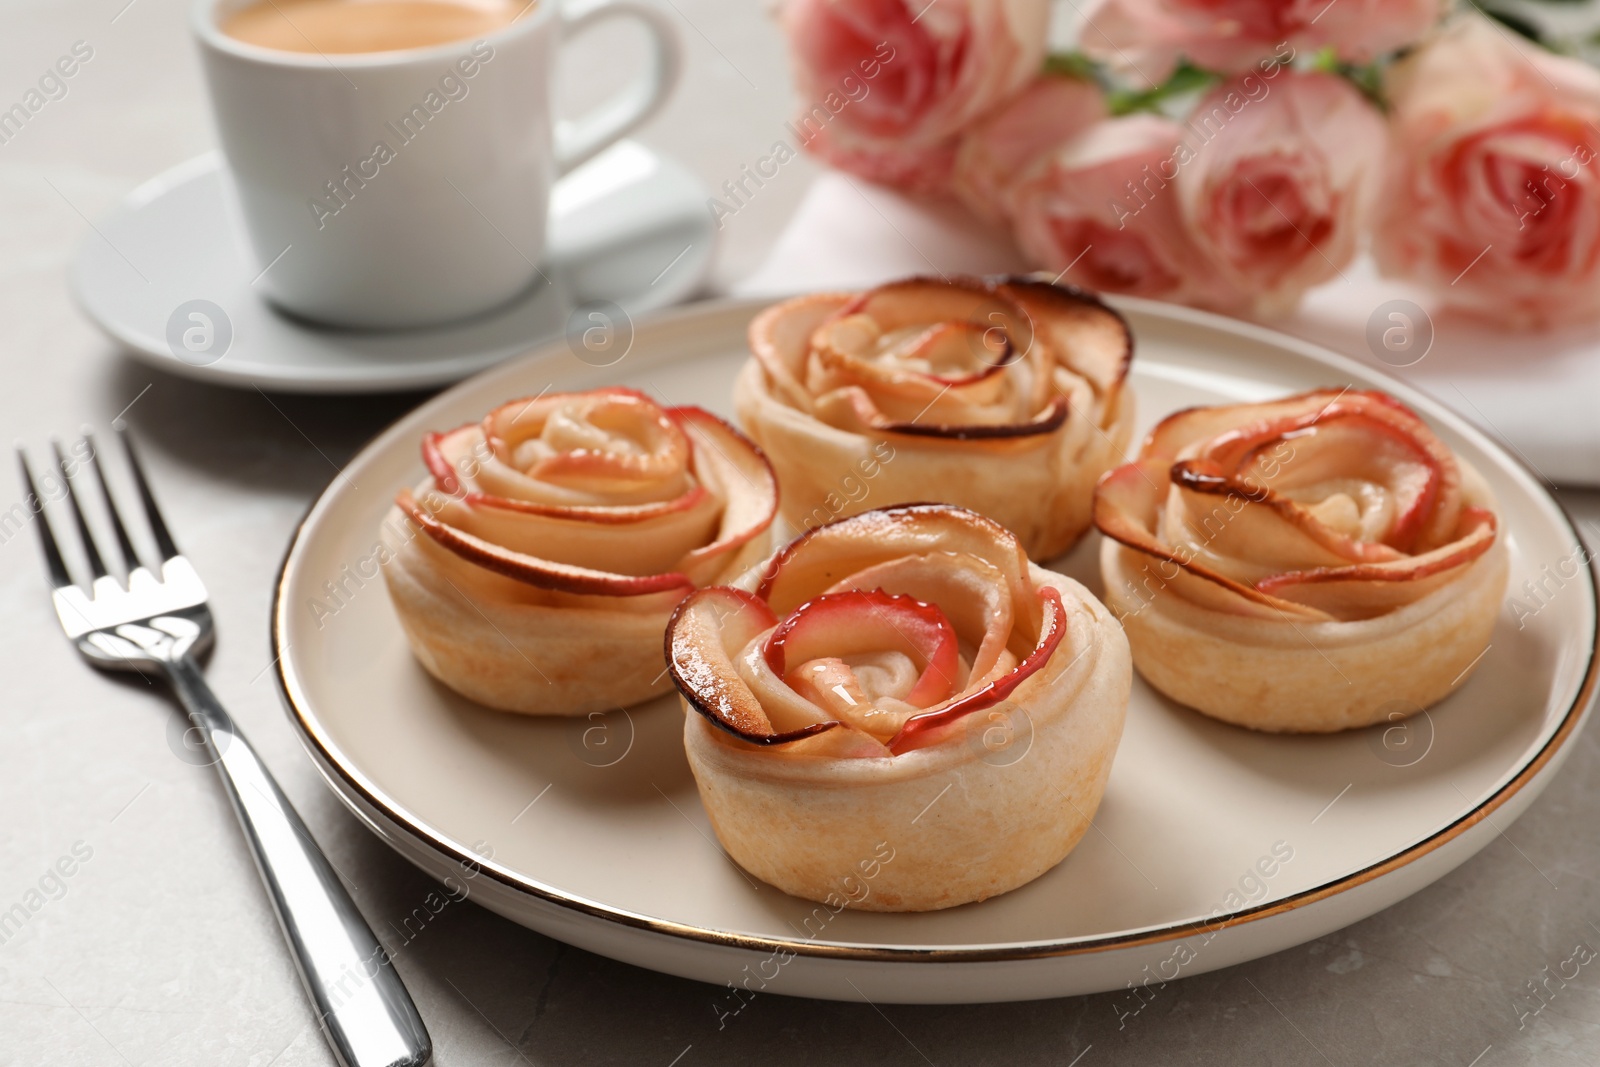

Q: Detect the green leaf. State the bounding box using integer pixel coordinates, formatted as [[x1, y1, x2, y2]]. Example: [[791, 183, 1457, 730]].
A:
[[1042, 52, 1101, 82], [1334, 61, 1387, 110], [1108, 61, 1219, 116], [1469, 1, 1546, 42]]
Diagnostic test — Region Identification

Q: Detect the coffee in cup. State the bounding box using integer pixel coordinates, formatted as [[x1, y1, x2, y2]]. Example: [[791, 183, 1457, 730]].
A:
[[221, 0, 528, 56]]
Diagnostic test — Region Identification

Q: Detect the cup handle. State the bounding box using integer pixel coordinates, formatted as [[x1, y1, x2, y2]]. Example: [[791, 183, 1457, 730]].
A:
[[554, 0, 682, 174]]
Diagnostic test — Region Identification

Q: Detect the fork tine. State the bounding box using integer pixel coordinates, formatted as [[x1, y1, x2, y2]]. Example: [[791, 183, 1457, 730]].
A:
[[18, 449, 74, 589], [118, 429, 180, 561], [53, 440, 107, 581], [85, 435, 141, 572]]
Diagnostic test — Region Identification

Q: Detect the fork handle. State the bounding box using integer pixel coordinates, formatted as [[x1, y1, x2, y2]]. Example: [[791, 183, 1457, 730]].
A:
[[167, 656, 431, 1067]]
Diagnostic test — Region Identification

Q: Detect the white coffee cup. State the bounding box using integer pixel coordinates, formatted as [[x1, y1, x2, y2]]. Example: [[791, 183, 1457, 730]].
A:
[[192, 0, 681, 329]]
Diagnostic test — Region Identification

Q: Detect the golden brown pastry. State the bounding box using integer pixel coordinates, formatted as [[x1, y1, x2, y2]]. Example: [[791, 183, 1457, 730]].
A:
[[381, 387, 777, 715], [1095, 388, 1508, 733], [666, 504, 1131, 912], [736, 275, 1134, 559]]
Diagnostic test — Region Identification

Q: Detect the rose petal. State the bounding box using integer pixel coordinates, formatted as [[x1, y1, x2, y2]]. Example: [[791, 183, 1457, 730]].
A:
[[1093, 461, 1332, 620], [887, 585, 1066, 754], [758, 504, 1034, 625], [667, 586, 841, 744], [765, 590, 960, 708], [1256, 507, 1498, 617], [396, 489, 697, 597]]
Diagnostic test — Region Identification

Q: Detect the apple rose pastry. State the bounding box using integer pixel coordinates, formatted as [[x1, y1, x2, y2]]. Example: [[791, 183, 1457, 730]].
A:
[[737, 276, 1135, 560], [1095, 389, 1509, 733], [381, 388, 778, 716], [665, 504, 1131, 912]]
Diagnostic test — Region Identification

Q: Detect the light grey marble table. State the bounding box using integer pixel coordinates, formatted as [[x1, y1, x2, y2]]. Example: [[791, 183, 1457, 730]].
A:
[[2, 2, 1599, 1064]]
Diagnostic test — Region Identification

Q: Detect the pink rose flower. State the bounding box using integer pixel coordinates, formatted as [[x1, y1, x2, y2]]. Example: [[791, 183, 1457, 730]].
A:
[[1078, 0, 1443, 85], [1177, 70, 1385, 315], [1009, 114, 1245, 309], [783, 0, 1051, 193], [1373, 15, 1600, 328], [951, 74, 1108, 222], [801, 126, 962, 197]]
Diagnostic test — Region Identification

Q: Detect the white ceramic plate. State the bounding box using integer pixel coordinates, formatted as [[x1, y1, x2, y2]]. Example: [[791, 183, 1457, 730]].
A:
[[69, 142, 712, 393], [272, 296, 1598, 1003]]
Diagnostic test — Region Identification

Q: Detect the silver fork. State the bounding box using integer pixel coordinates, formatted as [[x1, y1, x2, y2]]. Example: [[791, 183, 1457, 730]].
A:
[[19, 430, 430, 1067]]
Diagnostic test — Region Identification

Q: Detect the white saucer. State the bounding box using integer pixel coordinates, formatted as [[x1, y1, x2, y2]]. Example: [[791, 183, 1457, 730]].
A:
[[69, 142, 714, 393]]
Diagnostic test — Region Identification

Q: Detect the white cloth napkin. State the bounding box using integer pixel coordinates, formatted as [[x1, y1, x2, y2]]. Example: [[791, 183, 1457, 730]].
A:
[[739, 171, 1600, 487]]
